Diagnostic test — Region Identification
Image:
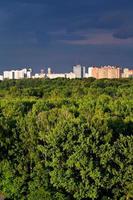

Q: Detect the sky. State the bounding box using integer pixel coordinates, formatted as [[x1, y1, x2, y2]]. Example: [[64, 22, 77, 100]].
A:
[[0, 0, 133, 73]]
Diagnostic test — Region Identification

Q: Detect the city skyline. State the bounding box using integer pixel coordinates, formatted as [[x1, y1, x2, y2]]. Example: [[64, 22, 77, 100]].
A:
[[0, 0, 133, 72], [1, 64, 133, 80], [0, 63, 133, 74]]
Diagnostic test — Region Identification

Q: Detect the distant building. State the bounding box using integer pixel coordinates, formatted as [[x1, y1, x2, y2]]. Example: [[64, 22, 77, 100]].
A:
[[84, 73, 89, 78], [3, 70, 15, 79], [88, 67, 93, 77], [47, 73, 66, 79], [65, 72, 76, 79], [39, 69, 45, 78], [88, 66, 121, 79], [73, 64, 85, 78], [48, 67, 52, 74], [3, 68, 32, 80], [129, 70, 133, 77], [3, 71, 9, 79], [33, 73, 40, 78], [73, 65, 82, 78], [0, 75, 3, 81], [122, 68, 133, 78]]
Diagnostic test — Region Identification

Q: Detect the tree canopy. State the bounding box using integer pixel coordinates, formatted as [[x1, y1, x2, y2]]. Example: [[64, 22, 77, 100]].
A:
[[0, 78, 133, 200]]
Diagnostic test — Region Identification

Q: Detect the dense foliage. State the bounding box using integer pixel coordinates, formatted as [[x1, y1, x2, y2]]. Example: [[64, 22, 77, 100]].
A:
[[0, 78, 133, 200]]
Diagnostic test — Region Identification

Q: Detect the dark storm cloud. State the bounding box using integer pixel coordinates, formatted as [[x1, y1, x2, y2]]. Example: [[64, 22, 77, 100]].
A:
[[0, 0, 133, 72], [1, 0, 133, 39]]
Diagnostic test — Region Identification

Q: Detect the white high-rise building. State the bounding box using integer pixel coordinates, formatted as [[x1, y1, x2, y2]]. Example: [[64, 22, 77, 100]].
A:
[[48, 67, 52, 74], [0, 75, 3, 81], [14, 70, 19, 79], [73, 65, 87, 78], [73, 65, 83, 78], [26, 68, 32, 79], [88, 67, 93, 77], [27, 70, 32, 78], [8, 71, 15, 79], [3, 71, 9, 79], [3, 68, 32, 80]]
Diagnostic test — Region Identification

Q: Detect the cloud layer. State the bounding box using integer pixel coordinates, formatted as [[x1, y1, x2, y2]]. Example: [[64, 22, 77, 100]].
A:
[[0, 0, 133, 71]]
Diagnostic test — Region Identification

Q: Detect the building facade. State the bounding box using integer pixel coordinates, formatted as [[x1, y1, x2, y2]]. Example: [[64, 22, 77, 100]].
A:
[[73, 64, 87, 78], [88, 66, 121, 79], [3, 68, 32, 80], [122, 68, 133, 78], [73, 65, 83, 78]]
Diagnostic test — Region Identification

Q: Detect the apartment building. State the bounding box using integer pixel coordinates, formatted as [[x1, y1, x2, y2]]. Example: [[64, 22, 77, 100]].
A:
[[122, 68, 133, 78], [3, 68, 32, 80], [88, 66, 121, 79]]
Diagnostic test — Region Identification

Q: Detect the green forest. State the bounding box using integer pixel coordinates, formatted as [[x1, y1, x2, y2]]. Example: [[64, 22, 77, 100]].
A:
[[0, 78, 133, 200]]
